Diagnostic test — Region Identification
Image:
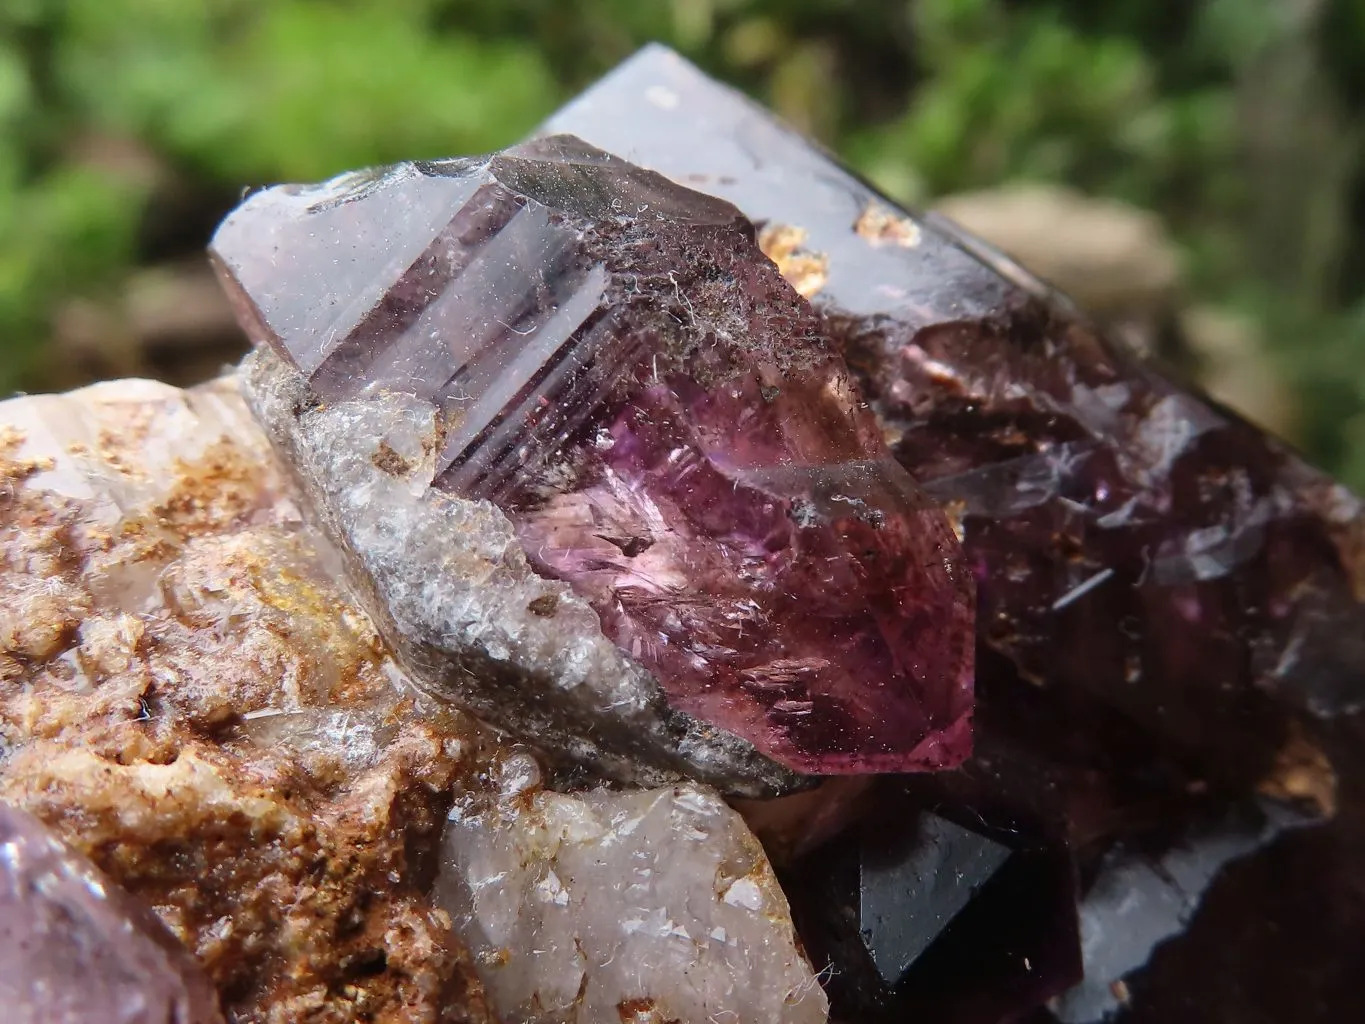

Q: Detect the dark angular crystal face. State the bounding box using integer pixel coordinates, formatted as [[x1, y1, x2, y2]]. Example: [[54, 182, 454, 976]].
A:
[[783, 787, 1082, 1024], [211, 134, 976, 775], [859, 812, 1011, 986]]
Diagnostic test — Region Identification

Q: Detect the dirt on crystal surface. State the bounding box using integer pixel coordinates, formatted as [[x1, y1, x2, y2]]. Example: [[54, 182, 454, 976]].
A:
[[0, 377, 495, 1024]]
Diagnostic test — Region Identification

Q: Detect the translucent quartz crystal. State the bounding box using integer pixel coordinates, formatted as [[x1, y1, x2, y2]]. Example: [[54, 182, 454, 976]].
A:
[[436, 751, 828, 1024], [211, 135, 975, 775], [0, 803, 225, 1024]]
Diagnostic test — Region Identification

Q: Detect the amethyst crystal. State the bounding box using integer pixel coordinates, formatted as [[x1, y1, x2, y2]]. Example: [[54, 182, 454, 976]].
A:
[[211, 135, 975, 775], [0, 804, 225, 1024], [546, 46, 1365, 784], [545, 45, 1365, 1023]]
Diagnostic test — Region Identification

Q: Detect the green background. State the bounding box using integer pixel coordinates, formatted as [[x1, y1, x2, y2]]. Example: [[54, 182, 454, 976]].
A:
[[3, 0, 1364, 486]]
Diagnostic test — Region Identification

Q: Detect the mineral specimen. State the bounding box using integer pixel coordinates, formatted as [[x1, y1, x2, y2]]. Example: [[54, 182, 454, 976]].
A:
[[0, 373, 829, 1024], [546, 44, 1365, 787], [546, 45, 1365, 1023], [437, 749, 827, 1023], [212, 135, 975, 788], [0, 803, 225, 1024]]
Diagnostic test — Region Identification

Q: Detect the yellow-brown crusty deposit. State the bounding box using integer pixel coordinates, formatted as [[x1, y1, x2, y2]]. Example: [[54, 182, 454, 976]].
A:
[[0, 377, 494, 1024]]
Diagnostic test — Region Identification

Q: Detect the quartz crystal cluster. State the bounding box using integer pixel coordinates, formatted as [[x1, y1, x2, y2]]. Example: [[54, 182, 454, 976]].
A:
[[211, 135, 975, 786], [545, 46, 1365, 1024]]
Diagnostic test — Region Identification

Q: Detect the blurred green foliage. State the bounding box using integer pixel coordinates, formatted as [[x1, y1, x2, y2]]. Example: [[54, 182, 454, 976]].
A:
[[2, 0, 1364, 486]]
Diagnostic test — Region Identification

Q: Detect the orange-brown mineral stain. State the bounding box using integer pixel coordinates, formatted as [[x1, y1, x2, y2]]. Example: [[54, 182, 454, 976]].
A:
[[0, 383, 497, 1024], [758, 223, 829, 299], [854, 201, 922, 248], [1258, 722, 1338, 820]]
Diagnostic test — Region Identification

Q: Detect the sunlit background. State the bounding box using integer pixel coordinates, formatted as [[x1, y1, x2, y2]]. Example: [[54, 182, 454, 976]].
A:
[[3, 0, 1363, 487]]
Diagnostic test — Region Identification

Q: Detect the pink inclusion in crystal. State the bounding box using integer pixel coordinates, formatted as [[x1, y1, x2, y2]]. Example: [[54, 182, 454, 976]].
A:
[[210, 135, 974, 773]]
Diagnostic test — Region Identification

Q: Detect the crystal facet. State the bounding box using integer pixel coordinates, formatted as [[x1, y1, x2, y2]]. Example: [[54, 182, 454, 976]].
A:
[[783, 786, 1081, 1023], [211, 134, 975, 776]]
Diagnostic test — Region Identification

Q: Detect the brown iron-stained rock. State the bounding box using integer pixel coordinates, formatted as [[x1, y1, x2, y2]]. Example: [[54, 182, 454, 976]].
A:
[[0, 378, 493, 1024], [0, 372, 829, 1024]]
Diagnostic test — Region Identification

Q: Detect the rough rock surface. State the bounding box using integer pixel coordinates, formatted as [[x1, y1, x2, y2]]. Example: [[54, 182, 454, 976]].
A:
[[0, 377, 493, 1024], [0, 802, 225, 1024], [437, 749, 828, 1024], [0, 371, 827, 1024]]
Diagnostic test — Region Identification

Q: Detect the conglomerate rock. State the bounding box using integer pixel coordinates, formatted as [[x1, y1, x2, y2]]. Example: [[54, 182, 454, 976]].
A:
[[546, 44, 1365, 788], [0, 373, 826, 1024], [0, 802, 225, 1024]]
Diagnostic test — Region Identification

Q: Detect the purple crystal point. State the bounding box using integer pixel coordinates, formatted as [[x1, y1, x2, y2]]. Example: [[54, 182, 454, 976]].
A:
[[211, 135, 975, 775], [544, 46, 1365, 1022], [547, 45, 1365, 783]]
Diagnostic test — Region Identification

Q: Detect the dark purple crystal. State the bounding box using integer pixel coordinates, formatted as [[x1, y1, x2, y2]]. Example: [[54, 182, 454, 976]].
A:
[[546, 45, 1365, 1023], [782, 783, 1082, 1024], [546, 47, 1365, 782], [210, 135, 976, 775]]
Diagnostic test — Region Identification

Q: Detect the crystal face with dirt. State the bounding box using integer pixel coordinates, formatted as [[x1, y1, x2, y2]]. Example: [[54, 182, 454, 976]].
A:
[[0, 804, 225, 1024], [212, 135, 975, 777]]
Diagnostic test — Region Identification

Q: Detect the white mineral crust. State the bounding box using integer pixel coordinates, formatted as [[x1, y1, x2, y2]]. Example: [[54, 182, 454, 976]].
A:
[[436, 752, 829, 1024]]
